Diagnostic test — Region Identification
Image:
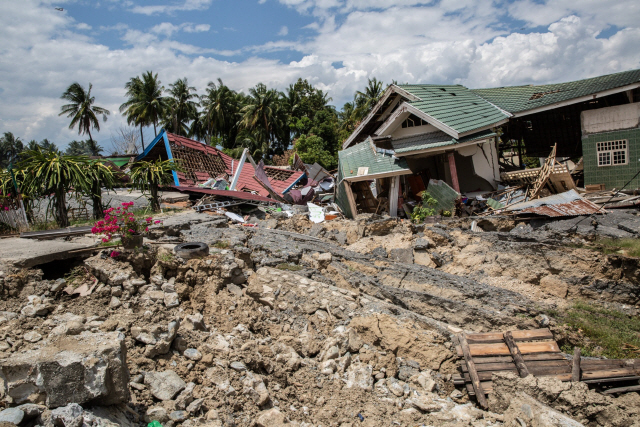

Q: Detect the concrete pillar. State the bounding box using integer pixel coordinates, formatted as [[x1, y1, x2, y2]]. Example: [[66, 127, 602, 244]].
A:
[[447, 152, 460, 193], [389, 175, 400, 218]]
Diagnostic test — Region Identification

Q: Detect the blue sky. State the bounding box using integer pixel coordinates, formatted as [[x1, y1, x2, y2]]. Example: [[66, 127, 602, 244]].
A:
[[1, 0, 639, 150]]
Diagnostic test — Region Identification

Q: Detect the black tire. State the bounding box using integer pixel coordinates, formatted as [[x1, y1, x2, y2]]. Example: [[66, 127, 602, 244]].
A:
[[174, 242, 210, 259]]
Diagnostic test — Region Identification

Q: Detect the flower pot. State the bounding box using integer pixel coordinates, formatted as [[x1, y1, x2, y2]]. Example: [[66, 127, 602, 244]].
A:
[[122, 234, 143, 250]]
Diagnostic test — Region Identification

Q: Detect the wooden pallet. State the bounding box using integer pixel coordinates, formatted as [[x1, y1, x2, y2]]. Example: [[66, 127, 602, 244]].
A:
[[453, 329, 640, 406]]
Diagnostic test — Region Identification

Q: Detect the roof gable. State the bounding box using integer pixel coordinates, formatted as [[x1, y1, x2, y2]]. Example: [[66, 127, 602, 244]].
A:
[[397, 84, 510, 137]]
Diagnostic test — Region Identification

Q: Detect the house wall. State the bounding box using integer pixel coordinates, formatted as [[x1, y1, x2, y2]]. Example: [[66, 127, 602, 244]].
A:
[[582, 128, 640, 190], [456, 139, 500, 190], [581, 103, 640, 190], [581, 103, 640, 135]]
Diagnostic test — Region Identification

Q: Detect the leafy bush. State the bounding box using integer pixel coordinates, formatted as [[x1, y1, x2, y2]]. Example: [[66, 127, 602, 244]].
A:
[[411, 191, 437, 223]]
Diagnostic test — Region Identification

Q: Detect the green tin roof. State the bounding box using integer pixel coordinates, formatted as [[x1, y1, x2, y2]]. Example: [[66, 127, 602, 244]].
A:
[[108, 157, 132, 168], [397, 84, 510, 135], [338, 138, 410, 180], [471, 68, 640, 114], [392, 129, 496, 155]]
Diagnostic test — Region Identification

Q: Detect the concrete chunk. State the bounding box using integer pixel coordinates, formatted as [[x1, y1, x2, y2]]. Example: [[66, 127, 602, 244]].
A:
[[0, 332, 129, 408]]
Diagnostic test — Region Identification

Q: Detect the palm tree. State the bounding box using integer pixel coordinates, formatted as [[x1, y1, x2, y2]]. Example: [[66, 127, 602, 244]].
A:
[[164, 78, 198, 136], [59, 82, 110, 148], [355, 77, 384, 121], [240, 83, 280, 155], [0, 132, 24, 168], [84, 160, 116, 220], [200, 79, 239, 146], [119, 71, 167, 149]]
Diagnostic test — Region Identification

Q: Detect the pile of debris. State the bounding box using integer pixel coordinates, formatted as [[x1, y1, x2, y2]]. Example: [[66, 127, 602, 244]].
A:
[[0, 207, 639, 426]]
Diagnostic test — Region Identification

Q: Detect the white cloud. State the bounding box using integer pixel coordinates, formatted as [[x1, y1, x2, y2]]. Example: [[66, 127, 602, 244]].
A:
[[131, 0, 213, 15], [1, 0, 640, 148], [76, 23, 92, 30], [278, 26, 289, 36]]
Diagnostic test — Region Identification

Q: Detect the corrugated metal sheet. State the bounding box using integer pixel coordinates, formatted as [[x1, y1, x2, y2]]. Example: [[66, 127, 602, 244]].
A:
[[173, 186, 275, 203], [518, 200, 601, 217], [507, 189, 601, 217]]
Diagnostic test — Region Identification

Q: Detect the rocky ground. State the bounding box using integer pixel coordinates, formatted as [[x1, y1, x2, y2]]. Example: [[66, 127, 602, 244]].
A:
[[1, 208, 639, 426]]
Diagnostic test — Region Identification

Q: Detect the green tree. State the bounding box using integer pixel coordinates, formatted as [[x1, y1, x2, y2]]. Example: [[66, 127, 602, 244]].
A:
[[84, 161, 117, 220], [25, 139, 59, 154], [240, 83, 280, 156], [354, 77, 384, 121], [200, 79, 241, 147], [59, 82, 110, 150], [293, 134, 337, 170], [0, 132, 24, 168], [119, 71, 167, 149], [65, 140, 103, 156], [18, 148, 90, 227], [163, 78, 198, 136], [129, 159, 180, 212]]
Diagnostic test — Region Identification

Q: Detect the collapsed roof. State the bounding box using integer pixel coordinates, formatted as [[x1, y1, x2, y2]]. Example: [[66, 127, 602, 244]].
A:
[[135, 130, 305, 199]]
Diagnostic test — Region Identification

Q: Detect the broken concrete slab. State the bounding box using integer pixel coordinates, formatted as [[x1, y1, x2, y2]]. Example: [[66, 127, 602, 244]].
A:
[[0, 331, 129, 408], [0, 238, 93, 268]]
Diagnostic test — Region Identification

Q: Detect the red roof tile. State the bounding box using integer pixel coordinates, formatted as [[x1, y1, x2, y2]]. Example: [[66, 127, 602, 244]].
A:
[[164, 132, 304, 198], [173, 186, 276, 203]]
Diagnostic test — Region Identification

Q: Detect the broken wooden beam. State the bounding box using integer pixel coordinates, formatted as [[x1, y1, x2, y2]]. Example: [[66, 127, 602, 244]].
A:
[[504, 330, 530, 378], [460, 333, 488, 409], [572, 347, 581, 382]]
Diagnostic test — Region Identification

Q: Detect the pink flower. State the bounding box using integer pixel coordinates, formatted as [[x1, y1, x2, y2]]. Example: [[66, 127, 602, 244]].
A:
[[128, 229, 135, 233], [4, 207, 9, 211], [110, 251, 120, 258], [154, 220, 162, 224], [145, 227, 149, 232]]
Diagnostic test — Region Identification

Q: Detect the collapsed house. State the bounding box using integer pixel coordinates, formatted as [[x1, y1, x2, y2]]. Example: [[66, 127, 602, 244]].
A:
[[135, 130, 306, 204], [338, 69, 640, 218]]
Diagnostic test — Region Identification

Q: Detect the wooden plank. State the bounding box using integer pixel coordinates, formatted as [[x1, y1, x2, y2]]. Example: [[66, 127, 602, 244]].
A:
[[583, 376, 640, 384], [465, 329, 553, 344], [465, 381, 493, 396], [458, 359, 572, 372], [504, 331, 530, 378], [456, 341, 561, 357], [582, 369, 638, 380], [522, 353, 566, 362], [581, 359, 638, 369], [471, 355, 514, 364], [460, 368, 571, 383], [459, 363, 571, 377], [603, 385, 640, 395], [572, 347, 581, 382], [460, 334, 488, 408]]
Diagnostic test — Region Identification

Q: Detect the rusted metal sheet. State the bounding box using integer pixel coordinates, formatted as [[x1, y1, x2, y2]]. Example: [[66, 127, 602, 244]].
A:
[[517, 199, 601, 217]]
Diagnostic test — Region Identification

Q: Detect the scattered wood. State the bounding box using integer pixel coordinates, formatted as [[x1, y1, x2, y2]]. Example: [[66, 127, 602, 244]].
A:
[[459, 333, 488, 409], [572, 347, 581, 382], [454, 328, 640, 403], [504, 331, 530, 378]]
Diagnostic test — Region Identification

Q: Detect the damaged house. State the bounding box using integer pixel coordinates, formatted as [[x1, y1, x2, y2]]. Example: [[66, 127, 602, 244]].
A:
[[338, 69, 640, 218], [136, 130, 306, 203], [337, 84, 509, 218]]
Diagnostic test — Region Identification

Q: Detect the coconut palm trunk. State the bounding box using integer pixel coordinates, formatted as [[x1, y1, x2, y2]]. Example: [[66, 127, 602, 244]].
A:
[[91, 180, 104, 220], [150, 183, 160, 212]]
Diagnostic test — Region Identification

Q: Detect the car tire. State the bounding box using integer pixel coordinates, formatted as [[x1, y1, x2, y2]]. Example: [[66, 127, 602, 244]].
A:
[[174, 242, 210, 259]]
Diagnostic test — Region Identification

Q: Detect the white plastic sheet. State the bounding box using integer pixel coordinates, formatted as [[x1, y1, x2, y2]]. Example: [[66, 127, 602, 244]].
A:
[[307, 202, 325, 223], [225, 212, 245, 223]]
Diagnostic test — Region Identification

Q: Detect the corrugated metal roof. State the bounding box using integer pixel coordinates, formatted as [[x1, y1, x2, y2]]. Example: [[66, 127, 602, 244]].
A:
[[506, 190, 601, 217], [471, 68, 640, 114], [397, 84, 510, 135], [392, 129, 496, 154], [338, 138, 410, 180]]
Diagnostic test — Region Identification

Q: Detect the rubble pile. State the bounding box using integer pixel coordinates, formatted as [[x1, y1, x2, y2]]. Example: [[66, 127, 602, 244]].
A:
[[1, 208, 639, 426]]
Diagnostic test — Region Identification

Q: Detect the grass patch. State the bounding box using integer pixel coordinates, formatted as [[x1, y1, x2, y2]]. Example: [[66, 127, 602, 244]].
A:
[[276, 263, 303, 272], [594, 237, 640, 258], [157, 252, 175, 262], [64, 266, 94, 289], [549, 301, 640, 359], [213, 240, 229, 249], [100, 239, 122, 247]]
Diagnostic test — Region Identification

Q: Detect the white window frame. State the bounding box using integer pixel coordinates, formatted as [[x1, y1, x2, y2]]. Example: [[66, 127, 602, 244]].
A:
[[596, 139, 628, 167]]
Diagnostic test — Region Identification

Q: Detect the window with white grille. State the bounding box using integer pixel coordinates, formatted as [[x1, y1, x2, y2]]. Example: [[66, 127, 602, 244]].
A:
[[597, 140, 627, 166]]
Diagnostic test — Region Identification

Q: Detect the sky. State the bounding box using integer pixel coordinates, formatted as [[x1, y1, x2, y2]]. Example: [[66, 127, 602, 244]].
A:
[[1, 0, 639, 152]]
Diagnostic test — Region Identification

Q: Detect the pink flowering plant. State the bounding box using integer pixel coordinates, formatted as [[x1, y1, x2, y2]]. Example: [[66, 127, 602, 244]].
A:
[[92, 201, 162, 243]]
